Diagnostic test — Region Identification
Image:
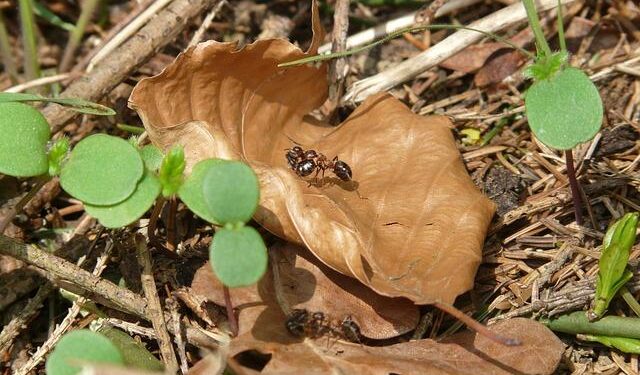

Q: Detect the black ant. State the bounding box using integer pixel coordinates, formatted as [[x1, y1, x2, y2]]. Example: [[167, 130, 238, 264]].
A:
[[285, 309, 363, 344], [285, 146, 352, 184], [285, 309, 332, 339]]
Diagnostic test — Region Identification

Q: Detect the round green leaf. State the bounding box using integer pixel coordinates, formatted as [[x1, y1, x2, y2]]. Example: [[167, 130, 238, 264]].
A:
[[84, 171, 161, 228], [139, 144, 164, 172], [525, 67, 603, 150], [202, 161, 260, 224], [210, 226, 268, 287], [177, 159, 224, 224], [0, 102, 50, 177], [45, 329, 124, 375], [60, 134, 144, 205]]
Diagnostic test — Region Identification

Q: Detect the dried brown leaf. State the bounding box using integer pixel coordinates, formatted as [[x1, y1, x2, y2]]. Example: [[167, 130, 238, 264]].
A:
[[129, 2, 495, 304], [229, 304, 564, 375], [474, 50, 526, 87], [191, 243, 420, 339], [440, 27, 532, 74]]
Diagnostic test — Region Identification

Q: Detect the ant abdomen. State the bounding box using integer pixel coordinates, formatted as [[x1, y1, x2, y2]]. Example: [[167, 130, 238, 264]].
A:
[[296, 159, 315, 177]]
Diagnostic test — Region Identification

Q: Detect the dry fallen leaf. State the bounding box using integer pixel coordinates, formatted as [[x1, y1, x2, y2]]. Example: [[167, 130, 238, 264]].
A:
[[228, 304, 564, 375], [440, 27, 532, 74], [129, 2, 495, 304], [191, 243, 420, 339]]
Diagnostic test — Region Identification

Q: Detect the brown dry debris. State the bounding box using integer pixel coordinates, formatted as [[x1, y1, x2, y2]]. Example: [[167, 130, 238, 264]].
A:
[[129, 6, 495, 305], [228, 304, 563, 375], [191, 243, 420, 340]]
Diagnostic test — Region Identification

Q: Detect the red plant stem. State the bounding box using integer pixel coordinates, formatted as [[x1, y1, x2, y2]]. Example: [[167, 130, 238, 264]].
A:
[[433, 302, 521, 346], [147, 197, 165, 244], [564, 150, 583, 226], [223, 285, 238, 337]]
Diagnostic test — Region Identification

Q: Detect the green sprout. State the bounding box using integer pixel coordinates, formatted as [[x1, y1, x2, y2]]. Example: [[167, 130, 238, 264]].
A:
[[522, 0, 603, 225], [158, 145, 186, 197], [46, 328, 164, 375], [46, 330, 125, 375], [178, 159, 267, 287], [588, 213, 639, 321]]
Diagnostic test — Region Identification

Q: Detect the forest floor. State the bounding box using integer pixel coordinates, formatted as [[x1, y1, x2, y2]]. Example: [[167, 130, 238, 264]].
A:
[[1, 0, 640, 374]]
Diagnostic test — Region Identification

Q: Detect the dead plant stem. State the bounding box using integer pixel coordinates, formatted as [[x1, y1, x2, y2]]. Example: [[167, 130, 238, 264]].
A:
[[433, 302, 521, 346], [134, 234, 178, 372]]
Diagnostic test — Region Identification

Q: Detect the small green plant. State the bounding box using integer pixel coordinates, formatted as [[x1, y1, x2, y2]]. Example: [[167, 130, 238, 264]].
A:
[[0, 96, 268, 289], [588, 212, 639, 321], [578, 334, 640, 354], [46, 330, 125, 375], [518, 0, 603, 225], [45, 327, 164, 375]]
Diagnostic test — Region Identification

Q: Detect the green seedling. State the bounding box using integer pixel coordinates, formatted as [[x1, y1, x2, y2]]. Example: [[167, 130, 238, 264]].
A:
[[522, 0, 602, 150], [178, 159, 267, 287], [178, 159, 224, 224], [0, 102, 51, 177], [46, 330, 125, 375], [158, 145, 186, 197], [139, 144, 164, 172], [60, 134, 145, 205], [578, 334, 640, 355], [588, 212, 639, 321], [521, 0, 603, 225]]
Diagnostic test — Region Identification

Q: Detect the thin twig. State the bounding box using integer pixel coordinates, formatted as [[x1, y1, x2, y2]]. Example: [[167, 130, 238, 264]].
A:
[[188, 0, 228, 48], [0, 234, 228, 350], [343, 0, 577, 103], [85, 0, 174, 72], [0, 284, 55, 354], [317, 0, 482, 53], [0, 234, 147, 316], [42, 0, 219, 132], [433, 302, 521, 346], [15, 242, 113, 375], [167, 297, 189, 374], [135, 234, 178, 373], [4, 73, 81, 93], [328, 0, 350, 108]]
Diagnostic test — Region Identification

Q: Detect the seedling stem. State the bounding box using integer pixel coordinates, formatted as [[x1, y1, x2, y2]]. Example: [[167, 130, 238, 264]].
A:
[[564, 150, 583, 226], [522, 0, 552, 57], [223, 285, 239, 336]]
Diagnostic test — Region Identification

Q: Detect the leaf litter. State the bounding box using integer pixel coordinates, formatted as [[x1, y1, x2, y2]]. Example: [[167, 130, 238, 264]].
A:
[[11, 0, 640, 372], [129, 1, 495, 306], [125, 1, 570, 372]]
